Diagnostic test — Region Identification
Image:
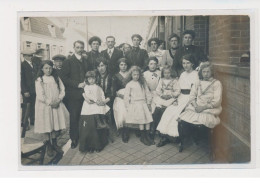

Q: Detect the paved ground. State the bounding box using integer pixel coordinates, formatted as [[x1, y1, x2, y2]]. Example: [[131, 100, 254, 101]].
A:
[[58, 130, 211, 165], [21, 124, 70, 165]]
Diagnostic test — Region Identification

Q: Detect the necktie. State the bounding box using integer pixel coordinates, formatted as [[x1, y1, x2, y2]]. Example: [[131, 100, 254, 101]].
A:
[[108, 50, 112, 58]]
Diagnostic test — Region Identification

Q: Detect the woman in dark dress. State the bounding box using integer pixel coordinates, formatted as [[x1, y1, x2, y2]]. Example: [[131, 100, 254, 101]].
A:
[[112, 58, 131, 142], [173, 30, 207, 77], [86, 36, 102, 70], [125, 34, 149, 71]]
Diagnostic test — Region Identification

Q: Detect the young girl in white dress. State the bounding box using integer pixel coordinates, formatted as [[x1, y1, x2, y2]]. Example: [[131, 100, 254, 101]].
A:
[[156, 54, 199, 147], [179, 62, 222, 128], [150, 65, 180, 140], [79, 71, 110, 153], [34, 60, 69, 156], [112, 58, 131, 142], [124, 66, 154, 146], [143, 57, 161, 113]]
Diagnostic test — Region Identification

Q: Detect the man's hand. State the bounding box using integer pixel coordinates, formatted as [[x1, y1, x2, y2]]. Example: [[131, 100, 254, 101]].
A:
[[24, 92, 30, 98], [78, 82, 85, 88]]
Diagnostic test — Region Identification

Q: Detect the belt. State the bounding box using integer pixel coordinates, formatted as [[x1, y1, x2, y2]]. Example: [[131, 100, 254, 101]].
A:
[[181, 89, 191, 94]]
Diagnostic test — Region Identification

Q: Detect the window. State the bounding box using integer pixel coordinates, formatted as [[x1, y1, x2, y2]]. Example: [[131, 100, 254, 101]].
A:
[[59, 46, 64, 54], [37, 43, 42, 49], [48, 25, 56, 37], [26, 41, 32, 48]]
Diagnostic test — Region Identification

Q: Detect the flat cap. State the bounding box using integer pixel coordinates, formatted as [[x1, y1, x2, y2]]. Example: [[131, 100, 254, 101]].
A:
[[21, 49, 35, 55], [52, 54, 66, 61]]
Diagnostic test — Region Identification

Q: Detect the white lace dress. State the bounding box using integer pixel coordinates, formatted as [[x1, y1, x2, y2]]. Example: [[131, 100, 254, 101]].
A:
[[34, 76, 69, 134]]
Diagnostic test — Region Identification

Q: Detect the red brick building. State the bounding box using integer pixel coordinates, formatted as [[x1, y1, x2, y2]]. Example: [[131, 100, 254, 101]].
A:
[[146, 15, 250, 163]]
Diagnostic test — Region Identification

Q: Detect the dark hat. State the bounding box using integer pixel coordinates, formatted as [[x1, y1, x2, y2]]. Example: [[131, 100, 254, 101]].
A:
[[52, 54, 66, 61], [183, 30, 196, 39], [35, 48, 45, 55], [88, 36, 101, 45], [131, 34, 143, 42], [21, 49, 35, 56]]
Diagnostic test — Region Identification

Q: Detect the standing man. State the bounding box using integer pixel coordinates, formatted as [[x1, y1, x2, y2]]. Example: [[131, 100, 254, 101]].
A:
[[161, 33, 180, 75], [21, 49, 38, 128], [101, 36, 123, 76], [173, 30, 207, 77], [60, 40, 90, 149], [52, 54, 66, 77], [32, 48, 45, 72], [125, 34, 149, 71]]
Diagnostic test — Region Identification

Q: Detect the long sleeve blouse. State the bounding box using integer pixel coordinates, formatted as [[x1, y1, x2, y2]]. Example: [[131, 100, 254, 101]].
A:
[[124, 80, 152, 109]]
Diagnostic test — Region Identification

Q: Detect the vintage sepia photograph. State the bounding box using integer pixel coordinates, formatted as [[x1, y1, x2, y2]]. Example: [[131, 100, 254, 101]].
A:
[[19, 14, 251, 166]]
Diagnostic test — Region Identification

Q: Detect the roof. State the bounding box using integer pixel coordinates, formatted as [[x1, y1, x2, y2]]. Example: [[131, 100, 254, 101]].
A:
[[21, 17, 64, 39]]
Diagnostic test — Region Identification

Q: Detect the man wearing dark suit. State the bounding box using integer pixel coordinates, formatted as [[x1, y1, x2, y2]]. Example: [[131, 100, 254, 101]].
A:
[[21, 49, 38, 127], [60, 40, 90, 149], [31, 48, 45, 73], [101, 36, 123, 76]]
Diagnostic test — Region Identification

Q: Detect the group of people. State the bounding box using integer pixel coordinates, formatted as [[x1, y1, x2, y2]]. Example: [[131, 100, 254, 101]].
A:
[[21, 30, 223, 156]]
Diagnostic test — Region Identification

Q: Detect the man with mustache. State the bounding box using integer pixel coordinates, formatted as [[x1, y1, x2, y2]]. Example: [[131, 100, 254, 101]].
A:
[[60, 40, 91, 149]]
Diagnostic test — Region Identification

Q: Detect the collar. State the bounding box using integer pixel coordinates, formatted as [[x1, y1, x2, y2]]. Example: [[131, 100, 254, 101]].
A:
[[74, 53, 82, 61], [184, 45, 193, 50], [91, 50, 99, 54], [170, 47, 179, 51], [25, 59, 32, 65], [132, 47, 140, 51], [54, 66, 62, 70], [34, 54, 43, 58], [107, 47, 114, 53]]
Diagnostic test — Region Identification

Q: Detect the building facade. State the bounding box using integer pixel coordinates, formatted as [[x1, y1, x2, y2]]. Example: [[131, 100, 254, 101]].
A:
[[146, 15, 250, 163], [20, 17, 66, 60]]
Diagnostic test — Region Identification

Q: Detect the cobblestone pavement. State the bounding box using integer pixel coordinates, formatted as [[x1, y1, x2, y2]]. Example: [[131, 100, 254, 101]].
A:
[[58, 130, 211, 166]]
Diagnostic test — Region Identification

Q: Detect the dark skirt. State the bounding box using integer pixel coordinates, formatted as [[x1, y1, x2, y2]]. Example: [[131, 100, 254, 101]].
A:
[[79, 114, 109, 152]]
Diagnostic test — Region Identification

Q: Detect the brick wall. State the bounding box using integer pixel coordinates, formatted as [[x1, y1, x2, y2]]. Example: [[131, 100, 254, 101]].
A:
[[209, 16, 250, 64], [209, 16, 250, 163]]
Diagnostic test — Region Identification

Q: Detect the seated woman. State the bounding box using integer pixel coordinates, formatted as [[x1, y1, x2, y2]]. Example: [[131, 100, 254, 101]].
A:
[[112, 58, 131, 142], [179, 62, 222, 130], [156, 54, 199, 147]]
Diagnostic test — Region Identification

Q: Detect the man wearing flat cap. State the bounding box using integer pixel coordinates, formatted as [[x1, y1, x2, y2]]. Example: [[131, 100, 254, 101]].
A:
[[32, 48, 45, 73], [125, 34, 149, 71], [173, 30, 207, 77], [21, 49, 38, 128], [52, 54, 66, 77]]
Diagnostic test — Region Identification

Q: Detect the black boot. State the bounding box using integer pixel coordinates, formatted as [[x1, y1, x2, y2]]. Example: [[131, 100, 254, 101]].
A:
[[122, 127, 129, 143], [156, 136, 169, 147], [145, 130, 155, 145], [140, 130, 151, 146], [46, 140, 55, 157], [52, 138, 64, 154], [135, 129, 141, 137]]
